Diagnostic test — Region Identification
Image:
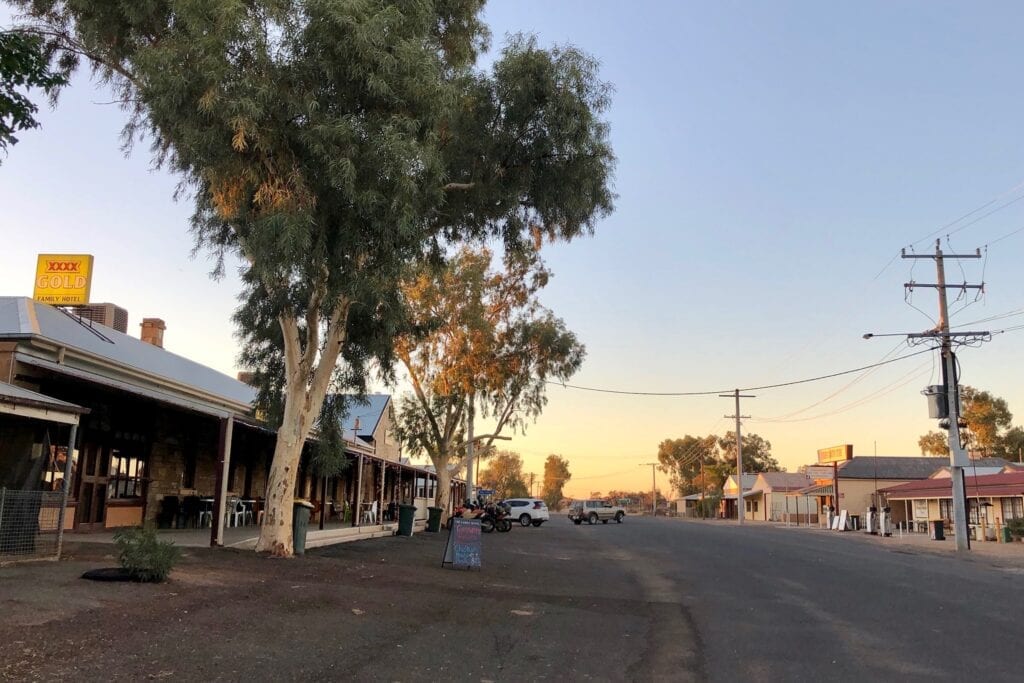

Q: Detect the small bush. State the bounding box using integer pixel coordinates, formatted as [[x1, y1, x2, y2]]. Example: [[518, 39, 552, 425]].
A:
[[1006, 518, 1024, 540], [112, 527, 181, 582]]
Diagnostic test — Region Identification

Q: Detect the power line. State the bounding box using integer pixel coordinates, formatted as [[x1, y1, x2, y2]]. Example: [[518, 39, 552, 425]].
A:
[[753, 359, 932, 424], [758, 339, 907, 421], [874, 180, 1024, 280], [546, 347, 936, 397]]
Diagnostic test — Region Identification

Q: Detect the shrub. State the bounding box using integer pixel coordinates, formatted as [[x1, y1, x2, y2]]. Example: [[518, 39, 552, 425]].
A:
[[112, 526, 182, 582], [1006, 518, 1024, 540]]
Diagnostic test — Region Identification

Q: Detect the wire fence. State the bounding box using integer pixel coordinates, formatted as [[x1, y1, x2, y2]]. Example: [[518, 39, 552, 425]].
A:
[[0, 488, 66, 563]]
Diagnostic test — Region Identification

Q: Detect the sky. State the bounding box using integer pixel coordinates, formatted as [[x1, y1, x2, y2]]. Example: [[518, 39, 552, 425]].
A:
[[5, 2, 1024, 498]]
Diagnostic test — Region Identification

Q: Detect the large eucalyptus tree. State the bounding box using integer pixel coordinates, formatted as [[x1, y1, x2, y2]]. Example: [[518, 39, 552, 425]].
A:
[[15, 1, 614, 555]]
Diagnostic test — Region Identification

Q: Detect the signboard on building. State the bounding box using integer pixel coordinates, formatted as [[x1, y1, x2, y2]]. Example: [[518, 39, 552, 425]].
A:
[[33, 254, 94, 304], [817, 444, 853, 464]]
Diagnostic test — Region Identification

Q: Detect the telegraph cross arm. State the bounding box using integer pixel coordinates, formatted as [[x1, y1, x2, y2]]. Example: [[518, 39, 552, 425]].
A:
[[903, 282, 984, 290], [901, 247, 981, 259]]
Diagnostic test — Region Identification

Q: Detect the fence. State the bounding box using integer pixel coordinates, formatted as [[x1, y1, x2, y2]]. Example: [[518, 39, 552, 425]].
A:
[[0, 488, 66, 563]]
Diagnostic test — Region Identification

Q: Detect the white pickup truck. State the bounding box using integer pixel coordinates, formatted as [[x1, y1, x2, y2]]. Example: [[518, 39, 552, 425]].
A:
[[568, 499, 626, 525]]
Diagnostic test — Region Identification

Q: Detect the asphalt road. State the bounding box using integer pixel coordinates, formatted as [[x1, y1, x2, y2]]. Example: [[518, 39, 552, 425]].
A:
[[313, 515, 1024, 682], [600, 518, 1024, 682]]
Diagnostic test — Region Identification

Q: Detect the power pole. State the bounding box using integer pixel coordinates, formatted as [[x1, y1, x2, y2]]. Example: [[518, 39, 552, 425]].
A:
[[528, 472, 536, 497], [641, 463, 658, 515], [721, 389, 754, 524], [901, 239, 987, 553]]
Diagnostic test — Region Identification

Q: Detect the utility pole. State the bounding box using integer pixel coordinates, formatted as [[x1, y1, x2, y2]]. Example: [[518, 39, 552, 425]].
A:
[[900, 239, 986, 553], [528, 472, 536, 497], [641, 463, 658, 515], [721, 389, 754, 524]]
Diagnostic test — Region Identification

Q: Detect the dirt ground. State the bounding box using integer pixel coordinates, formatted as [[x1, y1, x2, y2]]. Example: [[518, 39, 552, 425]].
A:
[[0, 523, 657, 682]]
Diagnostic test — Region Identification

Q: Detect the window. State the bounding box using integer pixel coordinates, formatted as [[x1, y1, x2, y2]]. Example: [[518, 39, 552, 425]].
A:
[[1001, 497, 1023, 521], [42, 445, 77, 492], [108, 450, 146, 499], [939, 499, 953, 520]]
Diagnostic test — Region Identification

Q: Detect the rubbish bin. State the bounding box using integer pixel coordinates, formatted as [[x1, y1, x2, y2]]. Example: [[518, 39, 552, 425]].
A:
[[929, 519, 945, 541], [1002, 526, 1013, 543], [426, 506, 444, 533], [397, 504, 417, 537], [293, 500, 313, 555]]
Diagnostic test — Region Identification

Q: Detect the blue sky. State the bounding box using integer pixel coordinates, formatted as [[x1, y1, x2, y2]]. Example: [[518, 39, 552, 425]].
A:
[[4, 2, 1024, 496]]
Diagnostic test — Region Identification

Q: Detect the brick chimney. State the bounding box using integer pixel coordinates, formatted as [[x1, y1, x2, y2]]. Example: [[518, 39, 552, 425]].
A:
[[237, 371, 256, 386], [140, 318, 166, 348]]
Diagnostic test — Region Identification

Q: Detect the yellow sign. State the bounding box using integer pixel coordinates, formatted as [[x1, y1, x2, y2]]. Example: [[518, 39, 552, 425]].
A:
[[817, 444, 853, 464], [33, 254, 94, 304]]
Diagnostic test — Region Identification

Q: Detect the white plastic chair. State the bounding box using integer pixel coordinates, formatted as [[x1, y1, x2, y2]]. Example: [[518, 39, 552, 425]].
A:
[[230, 499, 249, 527], [363, 500, 378, 525]]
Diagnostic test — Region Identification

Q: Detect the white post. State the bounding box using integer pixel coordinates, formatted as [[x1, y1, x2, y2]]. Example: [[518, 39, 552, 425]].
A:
[[213, 416, 234, 547]]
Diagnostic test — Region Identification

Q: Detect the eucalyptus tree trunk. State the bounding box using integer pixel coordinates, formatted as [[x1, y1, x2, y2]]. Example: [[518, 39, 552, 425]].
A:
[[433, 459, 453, 519], [255, 300, 349, 556]]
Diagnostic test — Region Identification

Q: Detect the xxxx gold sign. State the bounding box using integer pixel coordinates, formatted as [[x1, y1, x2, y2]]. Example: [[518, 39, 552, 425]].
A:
[[33, 254, 94, 304]]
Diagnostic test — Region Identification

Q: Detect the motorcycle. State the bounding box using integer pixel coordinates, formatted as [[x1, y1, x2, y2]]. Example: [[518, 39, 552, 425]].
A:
[[447, 500, 512, 533], [446, 500, 487, 530], [478, 501, 513, 533]]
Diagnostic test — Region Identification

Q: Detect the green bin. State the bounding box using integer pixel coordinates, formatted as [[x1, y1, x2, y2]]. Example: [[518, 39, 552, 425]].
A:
[[1002, 526, 1013, 543], [426, 506, 444, 533], [397, 504, 417, 537], [293, 501, 313, 555]]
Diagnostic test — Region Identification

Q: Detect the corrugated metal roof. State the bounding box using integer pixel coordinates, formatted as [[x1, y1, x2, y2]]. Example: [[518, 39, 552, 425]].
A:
[[0, 380, 87, 414], [339, 394, 390, 437], [881, 471, 1024, 499], [796, 483, 834, 497], [752, 472, 814, 493], [0, 297, 255, 412], [724, 474, 758, 491], [837, 456, 952, 480]]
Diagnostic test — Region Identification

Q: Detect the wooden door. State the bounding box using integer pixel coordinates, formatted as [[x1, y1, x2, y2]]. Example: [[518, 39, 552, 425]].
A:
[[76, 444, 109, 531]]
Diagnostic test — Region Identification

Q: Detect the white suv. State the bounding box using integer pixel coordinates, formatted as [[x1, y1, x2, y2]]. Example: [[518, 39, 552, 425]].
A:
[[503, 498, 550, 527]]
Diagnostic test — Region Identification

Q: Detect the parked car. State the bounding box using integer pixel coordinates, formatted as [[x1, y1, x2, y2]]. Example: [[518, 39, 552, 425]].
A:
[[568, 499, 626, 525], [503, 498, 550, 527]]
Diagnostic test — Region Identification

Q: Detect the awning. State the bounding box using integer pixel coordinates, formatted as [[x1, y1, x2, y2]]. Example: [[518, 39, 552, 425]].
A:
[[0, 380, 88, 426], [795, 483, 833, 496], [16, 352, 239, 419]]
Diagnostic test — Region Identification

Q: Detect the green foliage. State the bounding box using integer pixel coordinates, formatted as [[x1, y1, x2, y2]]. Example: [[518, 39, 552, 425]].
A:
[[112, 526, 181, 583], [696, 493, 721, 519], [658, 435, 716, 495], [918, 431, 948, 456], [541, 454, 571, 510], [1006, 517, 1024, 540], [15, 1, 614, 544], [394, 247, 586, 501], [309, 394, 353, 478], [479, 450, 529, 500], [960, 386, 1012, 454], [659, 432, 778, 495], [0, 30, 69, 157], [919, 386, 1020, 457]]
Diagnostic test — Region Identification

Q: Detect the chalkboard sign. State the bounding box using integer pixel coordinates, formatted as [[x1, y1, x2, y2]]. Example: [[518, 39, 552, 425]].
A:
[[442, 518, 482, 570]]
